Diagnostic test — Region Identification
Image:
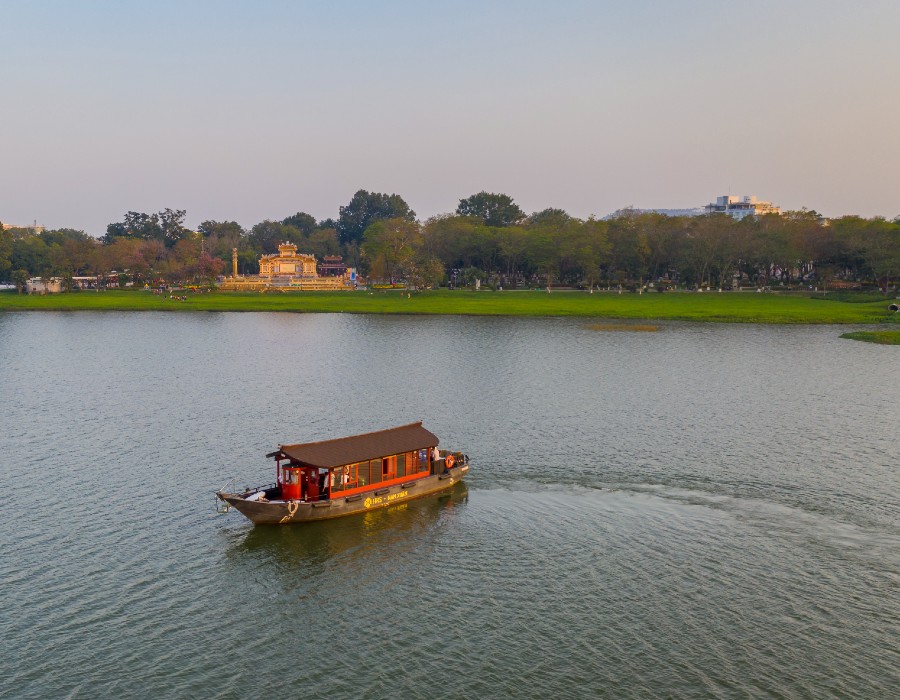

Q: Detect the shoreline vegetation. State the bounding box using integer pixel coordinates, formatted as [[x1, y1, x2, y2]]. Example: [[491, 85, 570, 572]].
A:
[[3, 193, 899, 302], [2, 289, 898, 325]]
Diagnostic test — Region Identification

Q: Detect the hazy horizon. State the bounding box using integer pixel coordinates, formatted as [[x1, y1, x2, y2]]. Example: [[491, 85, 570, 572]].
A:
[[2, 0, 898, 236]]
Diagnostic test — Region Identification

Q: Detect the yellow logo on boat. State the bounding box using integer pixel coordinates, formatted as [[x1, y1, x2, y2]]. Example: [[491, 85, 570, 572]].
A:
[[363, 491, 408, 508]]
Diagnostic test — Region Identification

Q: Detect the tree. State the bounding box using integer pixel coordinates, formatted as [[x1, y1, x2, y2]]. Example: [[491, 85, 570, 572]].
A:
[[565, 218, 610, 287], [363, 218, 442, 289], [525, 227, 563, 286], [828, 216, 870, 281], [281, 212, 317, 236], [50, 238, 97, 278], [248, 221, 302, 254], [101, 238, 165, 285], [102, 209, 186, 247], [629, 213, 683, 283], [37, 229, 98, 279], [457, 192, 525, 227], [748, 213, 802, 286], [103, 221, 128, 243], [680, 215, 719, 287], [11, 236, 52, 277], [196, 252, 226, 282], [408, 255, 445, 289], [361, 218, 422, 283], [159, 208, 188, 247], [337, 190, 415, 246], [854, 218, 900, 292], [104, 237, 141, 274], [158, 238, 200, 283], [40, 228, 92, 247], [422, 215, 478, 269], [304, 228, 341, 259], [197, 221, 249, 272], [804, 215, 847, 289], [103, 211, 162, 244], [606, 214, 650, 285], [496, 226, 530, 280], [198, 220, 244, 239], [12, 269, 28, 293], [0, 229, 12, 281], [528, 208, 572, 228]]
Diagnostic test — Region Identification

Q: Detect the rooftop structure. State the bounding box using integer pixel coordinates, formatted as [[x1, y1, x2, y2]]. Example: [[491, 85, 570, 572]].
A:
[[2, 221, 45, 233], [704, 195, 781, 220], [318, 255, 347, 277]]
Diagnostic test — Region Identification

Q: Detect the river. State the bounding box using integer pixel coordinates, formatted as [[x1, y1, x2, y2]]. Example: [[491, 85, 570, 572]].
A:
[[1, 312, 897, 698]]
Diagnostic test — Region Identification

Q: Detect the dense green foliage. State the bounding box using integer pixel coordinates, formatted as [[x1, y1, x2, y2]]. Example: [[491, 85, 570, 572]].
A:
[[3, 193, 899, 295], [336, 190, 415, 247], [102, 208, 188, 246], [456, 192, 526, 227], [2, 288, 898, 325]]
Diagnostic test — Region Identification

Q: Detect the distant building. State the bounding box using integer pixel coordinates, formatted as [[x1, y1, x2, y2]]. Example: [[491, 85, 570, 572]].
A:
[[318, 255, 347, 277], [25, 277, 63, 294], [259, 242, 318, 277], [704, 195, 781, 220], [219, 242, 357, 291], [2, 222, 45, 233]]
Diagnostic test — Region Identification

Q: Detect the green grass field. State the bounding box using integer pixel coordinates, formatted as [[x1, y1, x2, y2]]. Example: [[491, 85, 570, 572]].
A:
[[839, 330, 900, 344], [2, 288, 899, 324]]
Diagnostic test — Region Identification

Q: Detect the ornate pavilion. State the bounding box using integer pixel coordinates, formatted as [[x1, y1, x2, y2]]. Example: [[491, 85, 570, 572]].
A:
[[219, 242, 357, 291]]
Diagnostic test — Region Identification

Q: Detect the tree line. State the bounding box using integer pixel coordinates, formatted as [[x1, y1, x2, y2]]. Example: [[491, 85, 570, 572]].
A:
[[2, 190, 898, 292]]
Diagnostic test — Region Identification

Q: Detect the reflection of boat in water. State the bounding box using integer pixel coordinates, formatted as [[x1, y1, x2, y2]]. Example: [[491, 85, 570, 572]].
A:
[[228, 482, 469, 565], [217, 422, 470, 525]]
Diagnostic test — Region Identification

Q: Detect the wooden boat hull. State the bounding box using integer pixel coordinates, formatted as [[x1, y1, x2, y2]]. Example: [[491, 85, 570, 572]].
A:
[[218, 463, 469, 525]]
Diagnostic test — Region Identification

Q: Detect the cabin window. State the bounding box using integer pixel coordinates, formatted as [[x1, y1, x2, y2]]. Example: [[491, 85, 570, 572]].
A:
[[330, 468, 343, 493], [319, 469, 335, 494], [367, 459, 382, 484], [396, 452, 406, 477], [382, 456, 396, 480]]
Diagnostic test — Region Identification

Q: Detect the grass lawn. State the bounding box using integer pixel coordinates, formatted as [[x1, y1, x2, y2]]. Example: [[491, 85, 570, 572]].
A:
[[839, 330, 900, 344], [2, 288, 899, 324]]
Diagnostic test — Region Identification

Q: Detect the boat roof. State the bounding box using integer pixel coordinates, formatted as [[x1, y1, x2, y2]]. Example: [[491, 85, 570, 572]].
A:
[[272, 422, 439, 469]]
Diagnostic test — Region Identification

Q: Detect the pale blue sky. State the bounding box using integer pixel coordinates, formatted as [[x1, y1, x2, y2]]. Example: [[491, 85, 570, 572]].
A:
[[2, 0, 898, 234]]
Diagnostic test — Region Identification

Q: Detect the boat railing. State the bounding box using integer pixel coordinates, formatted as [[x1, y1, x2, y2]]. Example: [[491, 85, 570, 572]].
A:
[[217, 480, 277, 498], [439, 450, 469, 464], [243, 482, 278, 497]]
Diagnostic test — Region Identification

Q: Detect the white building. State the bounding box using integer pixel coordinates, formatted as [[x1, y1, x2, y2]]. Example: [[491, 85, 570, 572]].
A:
[[25, 277, 63, 294], [704, 195, 780, 220], [2, 222, 45, 233]]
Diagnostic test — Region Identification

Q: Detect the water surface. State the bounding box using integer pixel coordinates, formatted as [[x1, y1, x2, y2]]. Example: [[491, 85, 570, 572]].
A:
[[1, 313, 897, 698]]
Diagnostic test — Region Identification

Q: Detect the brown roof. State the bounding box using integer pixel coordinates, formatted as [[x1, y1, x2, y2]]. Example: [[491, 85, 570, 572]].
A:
[[275, 422, 439, 468]]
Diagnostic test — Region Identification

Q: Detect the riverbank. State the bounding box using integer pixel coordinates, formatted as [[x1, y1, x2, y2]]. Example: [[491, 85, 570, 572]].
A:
[[2, 289, 898, 324]]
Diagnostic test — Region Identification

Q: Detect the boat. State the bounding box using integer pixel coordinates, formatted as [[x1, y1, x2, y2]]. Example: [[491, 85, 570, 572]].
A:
[[216, 422, 470, 525]]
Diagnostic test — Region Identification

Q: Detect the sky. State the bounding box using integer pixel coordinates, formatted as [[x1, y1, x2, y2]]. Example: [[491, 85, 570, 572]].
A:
[[1, 0, 898, 236]]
